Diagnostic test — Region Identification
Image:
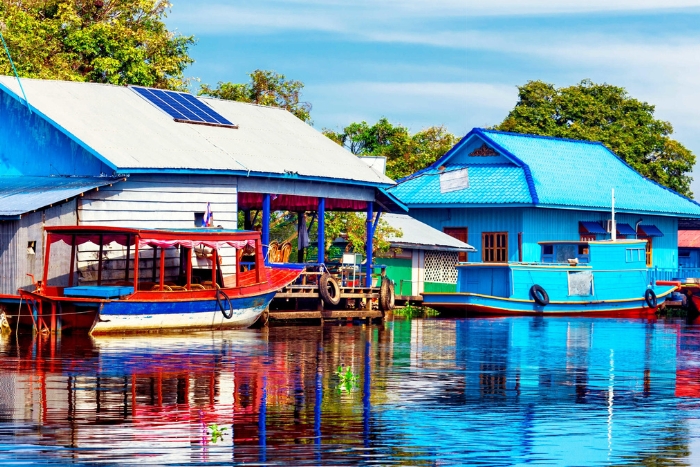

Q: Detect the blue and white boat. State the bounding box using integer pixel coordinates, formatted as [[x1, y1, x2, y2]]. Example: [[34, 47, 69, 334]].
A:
[[422, 239, 677, 317]]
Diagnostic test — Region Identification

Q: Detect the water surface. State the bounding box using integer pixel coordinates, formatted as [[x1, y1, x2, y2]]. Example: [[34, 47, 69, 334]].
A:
[[2, 317, 700, 465]]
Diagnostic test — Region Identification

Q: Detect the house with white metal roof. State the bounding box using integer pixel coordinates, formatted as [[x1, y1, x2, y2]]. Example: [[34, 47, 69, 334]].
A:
[[388, 128, 700, 271], [0, 76, 403, 299]]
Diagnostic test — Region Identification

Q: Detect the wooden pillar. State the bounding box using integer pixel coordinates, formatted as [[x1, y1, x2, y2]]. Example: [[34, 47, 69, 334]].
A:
[[211, 249, 218, 287], [68, 234, 76, 287], [42, 233, 52, 286], [97, 234, 104, 286], [159, 247, 166, 290], [365, 202, 374, 287], [317, 198, 325, 264], [262, 194, 271, 263], [151, 247, 158, 282], [124, 234, 131, 282], [185, 247, 192, 290], [133, 237, 140, 288]]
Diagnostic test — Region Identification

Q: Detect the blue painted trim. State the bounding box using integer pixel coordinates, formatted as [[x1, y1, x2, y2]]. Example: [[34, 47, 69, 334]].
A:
[[122, 168, 393, 189], [365, 202, 374, 287], [0, 81, 119, 173], [262, 193, 270, 264], [317, 197, 325, 264], [400, 203, 535, 209], [0, 215, 21, 221]]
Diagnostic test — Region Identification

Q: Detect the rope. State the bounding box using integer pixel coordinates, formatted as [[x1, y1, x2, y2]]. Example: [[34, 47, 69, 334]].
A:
[[0, 26, 31, 113]]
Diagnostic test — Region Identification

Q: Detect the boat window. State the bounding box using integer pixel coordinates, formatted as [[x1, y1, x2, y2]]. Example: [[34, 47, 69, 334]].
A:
[[568, 271, 593, 296], [194, 212, 205, 227], [625, 247, 645, 263], [555, 244, 577, 263], [541, 244, 554, 263]]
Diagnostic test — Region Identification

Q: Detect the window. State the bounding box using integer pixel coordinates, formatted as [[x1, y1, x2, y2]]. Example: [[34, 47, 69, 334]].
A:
[[444, 227, 468, 262], [482, 232, 508, 262], [27, 241, 36, 255], [639, 236, 652, 266], [194, 212, 205, 227], [625, 248, 645, 263]]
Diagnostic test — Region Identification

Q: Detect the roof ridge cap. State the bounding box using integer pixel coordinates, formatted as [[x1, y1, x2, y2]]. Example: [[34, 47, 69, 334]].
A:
[[481, 128, 606, 146]]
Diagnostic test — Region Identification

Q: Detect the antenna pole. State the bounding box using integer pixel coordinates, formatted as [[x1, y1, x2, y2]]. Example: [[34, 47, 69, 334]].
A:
[[0, 27, 31, 113], [611, 188, 616, 242]]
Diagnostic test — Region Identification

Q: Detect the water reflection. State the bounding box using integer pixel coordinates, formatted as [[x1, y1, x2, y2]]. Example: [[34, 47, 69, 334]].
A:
[[0, 317, 700, 465]]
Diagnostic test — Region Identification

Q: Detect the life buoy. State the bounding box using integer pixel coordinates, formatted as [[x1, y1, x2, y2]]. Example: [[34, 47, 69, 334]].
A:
[[319, 273, 341, 306], [530, 284, 549, 306], [379, 277, 395, 312], [644, 289, 657, 308], [216, 288, 234, 319]]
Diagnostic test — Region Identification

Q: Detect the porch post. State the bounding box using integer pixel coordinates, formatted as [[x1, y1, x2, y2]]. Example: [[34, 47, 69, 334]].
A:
[[317, 198, 325, 264], [365, 202, 374, 287], [262, 193, 271, 263]]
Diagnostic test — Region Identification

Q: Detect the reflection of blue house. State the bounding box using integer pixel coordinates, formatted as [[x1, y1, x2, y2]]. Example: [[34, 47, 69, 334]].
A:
[[388, 129, 700, 269]]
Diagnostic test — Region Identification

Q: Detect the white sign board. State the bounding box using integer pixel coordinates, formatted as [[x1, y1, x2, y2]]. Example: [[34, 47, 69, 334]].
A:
[[439, 168, 469, 193]]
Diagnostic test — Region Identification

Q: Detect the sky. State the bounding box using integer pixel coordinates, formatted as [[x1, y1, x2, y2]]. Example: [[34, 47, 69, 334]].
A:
[[167, 1, 700, 195]]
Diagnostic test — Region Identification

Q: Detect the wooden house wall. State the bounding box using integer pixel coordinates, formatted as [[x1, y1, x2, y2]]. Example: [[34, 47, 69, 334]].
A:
[[409, 208, 524, 262], [78, 174, 239, 277], [410, 207, 678, 269], [0, 201, 78, 296], [0, 92, 108, 177]]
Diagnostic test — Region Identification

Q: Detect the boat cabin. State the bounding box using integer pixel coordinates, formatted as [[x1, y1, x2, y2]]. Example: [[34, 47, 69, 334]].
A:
[[42, 226, 268, 299]]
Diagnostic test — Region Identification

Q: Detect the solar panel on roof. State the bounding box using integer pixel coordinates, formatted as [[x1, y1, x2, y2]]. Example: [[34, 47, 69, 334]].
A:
[[131, 86, 237, 129]]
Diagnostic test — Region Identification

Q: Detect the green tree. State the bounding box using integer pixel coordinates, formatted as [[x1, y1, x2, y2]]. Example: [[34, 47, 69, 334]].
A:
[[0, 0, 194, 89], [199, 69, 312, 123], [496, 79, 695, 197], [323, 118, 458, 180]]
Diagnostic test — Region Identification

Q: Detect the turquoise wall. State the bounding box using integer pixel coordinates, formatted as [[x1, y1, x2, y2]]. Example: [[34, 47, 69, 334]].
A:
[[410, 207, 678, 269], [0, 92, 109, 176]]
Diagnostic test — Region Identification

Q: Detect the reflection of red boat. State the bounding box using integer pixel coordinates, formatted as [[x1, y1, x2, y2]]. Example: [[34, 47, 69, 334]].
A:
[[17, 226, 301, 334]]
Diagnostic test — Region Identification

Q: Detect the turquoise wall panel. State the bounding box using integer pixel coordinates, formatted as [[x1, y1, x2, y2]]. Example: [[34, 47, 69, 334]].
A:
[[412, 207, 678, 269], [0, 93, 108, 176], [410, 208, 524, 262]]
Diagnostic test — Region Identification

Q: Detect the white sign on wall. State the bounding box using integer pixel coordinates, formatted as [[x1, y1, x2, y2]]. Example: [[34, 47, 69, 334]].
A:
[[439, 168, 469, 193]]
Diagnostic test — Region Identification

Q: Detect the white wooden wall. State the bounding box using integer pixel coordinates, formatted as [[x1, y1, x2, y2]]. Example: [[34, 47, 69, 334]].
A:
[[78, 174, 239, 281]]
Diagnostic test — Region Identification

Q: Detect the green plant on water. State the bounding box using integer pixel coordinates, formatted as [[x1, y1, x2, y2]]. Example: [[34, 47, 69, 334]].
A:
[[393, 302, 440, 319], [208, 423, 227, 443], [336, 365, 359, 393]]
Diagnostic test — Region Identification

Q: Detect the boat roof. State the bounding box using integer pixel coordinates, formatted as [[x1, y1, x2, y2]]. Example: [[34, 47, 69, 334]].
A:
[[45, 225, 258, 239]]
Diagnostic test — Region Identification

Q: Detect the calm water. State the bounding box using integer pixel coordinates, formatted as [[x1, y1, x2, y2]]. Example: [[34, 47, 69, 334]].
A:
[[2, 317, 700, 465]]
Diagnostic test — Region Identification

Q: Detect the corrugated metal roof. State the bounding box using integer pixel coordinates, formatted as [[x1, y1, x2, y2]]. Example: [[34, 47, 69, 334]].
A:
[[387, 164, 531, 206], [391, 128, 700, 217], [0, 176, 119, 217], [0, 76, 394, 187], [382, 214, 476, 251], [679, 230, 700, 248]]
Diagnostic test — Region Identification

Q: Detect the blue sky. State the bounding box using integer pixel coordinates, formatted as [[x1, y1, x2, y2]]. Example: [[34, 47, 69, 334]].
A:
[[167, 1, 700, 194]]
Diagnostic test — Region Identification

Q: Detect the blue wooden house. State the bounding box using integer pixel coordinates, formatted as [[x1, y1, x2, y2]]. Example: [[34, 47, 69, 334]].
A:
[[388, 128, 700, 271], [0, 76, 402, 299]]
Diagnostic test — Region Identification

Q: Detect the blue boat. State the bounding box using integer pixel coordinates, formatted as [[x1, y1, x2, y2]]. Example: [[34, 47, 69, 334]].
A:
[[422, 239, 677, 316]]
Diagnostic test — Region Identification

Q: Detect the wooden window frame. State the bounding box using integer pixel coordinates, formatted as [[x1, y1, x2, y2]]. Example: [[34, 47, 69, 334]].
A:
[[639, 236, 652, 267], [482, 232, 508, 263], [444, 227, 469, 262]]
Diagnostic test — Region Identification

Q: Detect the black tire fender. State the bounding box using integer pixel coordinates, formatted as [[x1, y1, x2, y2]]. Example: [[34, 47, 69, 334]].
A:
[[530, 284, 549, 306], [644, 288, 657, 308], [379, 277, 395, 311], [319, 273, 341, 306], [216, 288, 234, 319]]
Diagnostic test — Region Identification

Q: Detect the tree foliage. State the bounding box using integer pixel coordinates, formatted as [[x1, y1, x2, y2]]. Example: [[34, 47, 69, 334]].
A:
[[323, 118, 458, 180], [0, 0, 194, 89], [199, 69, 312, 123], [496, 79, 695, 197]]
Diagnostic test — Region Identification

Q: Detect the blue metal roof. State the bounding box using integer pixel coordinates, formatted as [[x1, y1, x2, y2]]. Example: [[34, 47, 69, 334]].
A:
[[616, 223, 636, 235], [390, 128, 700, 217], [387, 164, 532, 206], [580, 221, 606, 234], [0, 176, 120, 218]]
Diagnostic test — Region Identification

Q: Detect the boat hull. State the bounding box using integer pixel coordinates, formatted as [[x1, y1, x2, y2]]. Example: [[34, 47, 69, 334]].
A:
[[90, 292, 277, 334], [423, 287, 675, 317]]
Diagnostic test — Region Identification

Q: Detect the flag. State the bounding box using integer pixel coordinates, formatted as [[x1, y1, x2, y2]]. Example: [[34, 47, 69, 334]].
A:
[[203, 203, 213, 227]]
